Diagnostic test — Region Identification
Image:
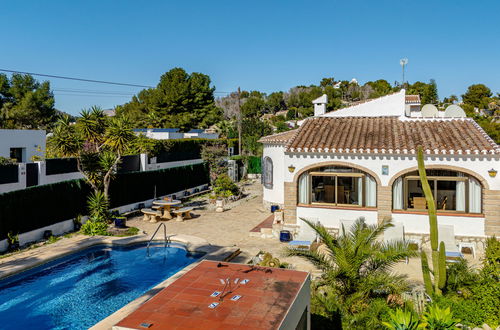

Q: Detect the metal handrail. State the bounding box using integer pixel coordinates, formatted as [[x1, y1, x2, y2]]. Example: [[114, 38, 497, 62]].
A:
[[146, 223, 168, 256]]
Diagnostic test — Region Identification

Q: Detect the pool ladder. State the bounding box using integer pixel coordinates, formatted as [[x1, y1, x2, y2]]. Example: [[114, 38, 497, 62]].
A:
[[146, 223, 169, 256]]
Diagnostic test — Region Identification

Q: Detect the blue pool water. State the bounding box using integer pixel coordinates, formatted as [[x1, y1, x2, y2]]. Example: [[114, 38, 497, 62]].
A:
[[0, 243, 202, 330]]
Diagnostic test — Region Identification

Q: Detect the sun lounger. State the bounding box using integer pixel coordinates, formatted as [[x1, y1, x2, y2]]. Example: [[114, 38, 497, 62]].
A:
[[288, 218, 319, 250], [384, 222, 410, 263], [438, 225, 463, 261], [339, 219, 355, 236]]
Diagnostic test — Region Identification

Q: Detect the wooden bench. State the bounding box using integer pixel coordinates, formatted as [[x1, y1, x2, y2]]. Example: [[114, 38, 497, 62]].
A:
[[171, 207, 194, 222], [141, 208, 161, 223]]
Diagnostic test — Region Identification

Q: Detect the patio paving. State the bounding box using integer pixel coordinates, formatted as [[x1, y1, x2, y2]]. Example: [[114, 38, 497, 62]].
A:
[[127, 180, 320, 275]]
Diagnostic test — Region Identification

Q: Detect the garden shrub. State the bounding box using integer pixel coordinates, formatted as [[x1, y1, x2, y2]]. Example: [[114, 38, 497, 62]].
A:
[[81, 220, 108, 236]]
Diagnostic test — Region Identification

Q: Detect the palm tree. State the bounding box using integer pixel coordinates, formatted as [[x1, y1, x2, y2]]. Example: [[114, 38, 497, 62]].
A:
[[285, 217, 417, 327], [50, 107, 136, 200]]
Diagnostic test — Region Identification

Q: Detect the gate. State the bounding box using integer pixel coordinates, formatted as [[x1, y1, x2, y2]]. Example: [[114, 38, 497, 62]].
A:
[[26, 163, 39, 187]]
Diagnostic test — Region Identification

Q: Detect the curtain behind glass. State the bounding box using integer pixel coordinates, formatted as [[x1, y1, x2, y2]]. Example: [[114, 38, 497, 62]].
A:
[[366, 175, 377, 207], [456, 173, 466, 212], [469, 178, 481, 213], [298, 173, 310, 204], [393, 177, 403, 209]]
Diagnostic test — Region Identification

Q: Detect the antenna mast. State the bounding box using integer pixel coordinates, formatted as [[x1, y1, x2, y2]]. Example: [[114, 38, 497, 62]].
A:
[[400, 58, 408, 86]]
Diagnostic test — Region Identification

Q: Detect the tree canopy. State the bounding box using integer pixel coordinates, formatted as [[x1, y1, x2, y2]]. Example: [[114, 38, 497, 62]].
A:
[[116, 68, 221, 131], [0, 73, 56, 129]]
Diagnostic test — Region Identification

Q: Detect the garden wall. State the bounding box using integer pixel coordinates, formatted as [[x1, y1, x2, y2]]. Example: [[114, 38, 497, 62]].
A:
[[0, 163, 209, 242]]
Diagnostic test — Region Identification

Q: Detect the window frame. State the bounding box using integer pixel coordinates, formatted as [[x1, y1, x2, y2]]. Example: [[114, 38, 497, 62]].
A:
[[263, 156, 273, 189], [309, 171, 366, 207], [394, 173, 482, 214]]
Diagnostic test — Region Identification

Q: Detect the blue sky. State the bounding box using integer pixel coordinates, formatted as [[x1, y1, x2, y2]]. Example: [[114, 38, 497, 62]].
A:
[[1, 0, 499, 114]]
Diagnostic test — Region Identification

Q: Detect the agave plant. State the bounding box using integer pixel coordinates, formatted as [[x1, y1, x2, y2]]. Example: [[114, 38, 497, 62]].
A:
[[421, 305, 459, 329], [383, 308, 423, 329], [285, 217, 417, 325]]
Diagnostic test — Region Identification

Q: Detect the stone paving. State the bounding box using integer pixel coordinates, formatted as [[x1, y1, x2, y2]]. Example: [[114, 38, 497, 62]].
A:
[[127, 180, 321, 275]]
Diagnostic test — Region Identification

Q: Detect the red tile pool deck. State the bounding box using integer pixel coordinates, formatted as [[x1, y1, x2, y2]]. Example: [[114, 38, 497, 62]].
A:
[[114, 260, 309, 330]]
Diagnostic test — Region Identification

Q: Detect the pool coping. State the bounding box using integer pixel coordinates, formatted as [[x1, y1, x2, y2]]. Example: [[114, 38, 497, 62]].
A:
[[0, 233, 239, 330]]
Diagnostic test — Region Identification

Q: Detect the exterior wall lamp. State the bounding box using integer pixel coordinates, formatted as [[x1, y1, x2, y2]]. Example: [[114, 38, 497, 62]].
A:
[[488, 168, 497, 178], [288, 165, 296, 173]]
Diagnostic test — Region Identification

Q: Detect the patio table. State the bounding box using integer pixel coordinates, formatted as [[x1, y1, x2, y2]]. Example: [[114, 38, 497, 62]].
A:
[[152, 200, 181, 219]]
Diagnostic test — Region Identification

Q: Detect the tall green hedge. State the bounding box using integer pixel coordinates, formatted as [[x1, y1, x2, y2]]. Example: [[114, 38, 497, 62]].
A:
[[154, 138, 239, 160], [248, 156, 262, 174], [0, 163, 209, 239]]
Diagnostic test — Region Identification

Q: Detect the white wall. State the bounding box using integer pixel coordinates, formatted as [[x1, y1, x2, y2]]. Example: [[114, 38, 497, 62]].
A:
[[262, 148, 499, 237], [37, 161, 84, 185], [145, 159, 203, 171], [297, 206, 378, 227], [0, 183, 208, 252], [263, 144, 285, 205], [282, 153, 499, 189], [391, 213, 485, 237], [323, 89, 406, 118], [0, 129, 45, 162], [260, 152, 500, 205]]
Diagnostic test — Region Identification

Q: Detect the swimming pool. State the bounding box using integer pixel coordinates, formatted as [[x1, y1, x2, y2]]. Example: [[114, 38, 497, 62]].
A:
[[0, 243, 203, 330]]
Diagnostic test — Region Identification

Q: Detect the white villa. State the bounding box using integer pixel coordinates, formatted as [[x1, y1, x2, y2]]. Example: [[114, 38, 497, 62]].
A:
[[259, 90, 500, 241]]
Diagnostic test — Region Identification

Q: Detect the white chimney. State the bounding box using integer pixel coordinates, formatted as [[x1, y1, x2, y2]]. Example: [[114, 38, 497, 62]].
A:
[[313, 94, 328, 116]]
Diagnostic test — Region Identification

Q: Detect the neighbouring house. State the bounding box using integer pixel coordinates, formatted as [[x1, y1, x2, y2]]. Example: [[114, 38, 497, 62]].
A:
[[134, 128, 185, 140], [183, 128, 219, 139], [0, 129, 45, 163], [259, 90, 500, 243], [134, 128, 219, 140]]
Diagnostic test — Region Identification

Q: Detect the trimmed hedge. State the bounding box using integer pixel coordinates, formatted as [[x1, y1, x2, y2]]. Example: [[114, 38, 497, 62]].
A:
[[152, 138, 239, 164], [0, 163, 209, 239], [248, 156, 262, 174]]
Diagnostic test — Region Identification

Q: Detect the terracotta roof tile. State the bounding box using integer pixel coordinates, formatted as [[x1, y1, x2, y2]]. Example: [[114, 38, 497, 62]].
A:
[[257, 129, 298, 144], [262, 117, 499, 155], [405, 95, 421, 104]]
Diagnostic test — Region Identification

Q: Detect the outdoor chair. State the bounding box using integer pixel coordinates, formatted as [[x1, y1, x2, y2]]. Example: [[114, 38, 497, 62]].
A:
[[384, 222, 410, 263], [338, 219, 355, 236], [288, 218, 319, 250], [438, 225, 463, 261]]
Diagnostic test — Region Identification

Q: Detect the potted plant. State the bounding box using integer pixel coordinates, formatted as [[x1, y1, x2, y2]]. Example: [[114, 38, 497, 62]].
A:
[[7, 232, 20, 251], [73, 215, 82, 231], [114, 216, 127, 228]]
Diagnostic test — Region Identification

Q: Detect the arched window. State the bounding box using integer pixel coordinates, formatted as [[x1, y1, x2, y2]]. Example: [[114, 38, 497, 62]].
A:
[[298, 166, 377, 207], [263, 157, 273, 189], [392, 169, 482, 214]]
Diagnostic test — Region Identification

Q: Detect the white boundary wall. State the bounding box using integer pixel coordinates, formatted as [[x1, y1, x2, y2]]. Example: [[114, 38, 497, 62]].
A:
[[0, 184, 207, 252], [0, 157, 204, 194]]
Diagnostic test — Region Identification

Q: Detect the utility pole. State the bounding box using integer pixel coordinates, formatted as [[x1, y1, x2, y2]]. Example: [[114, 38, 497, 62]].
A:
[[237, 87, 242, 156]]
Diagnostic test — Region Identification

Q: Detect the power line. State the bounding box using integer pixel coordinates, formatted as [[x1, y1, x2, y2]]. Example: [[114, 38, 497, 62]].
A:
[[0, 68, 153, 88], [53, 88, 136, 96]]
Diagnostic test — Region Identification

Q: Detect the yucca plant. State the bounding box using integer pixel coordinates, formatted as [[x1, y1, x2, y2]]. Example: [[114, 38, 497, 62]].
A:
[[285, 217, 417, 326], [383, 308, 423, 329], [421, 305, 459, 329], [87, 190, 110, 222]]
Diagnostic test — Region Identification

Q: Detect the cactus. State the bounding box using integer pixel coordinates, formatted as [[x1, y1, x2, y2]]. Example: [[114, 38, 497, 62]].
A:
[[421, 250, 433, 295], [438, 241, 447, 290], [417, 146, 443, 295]]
